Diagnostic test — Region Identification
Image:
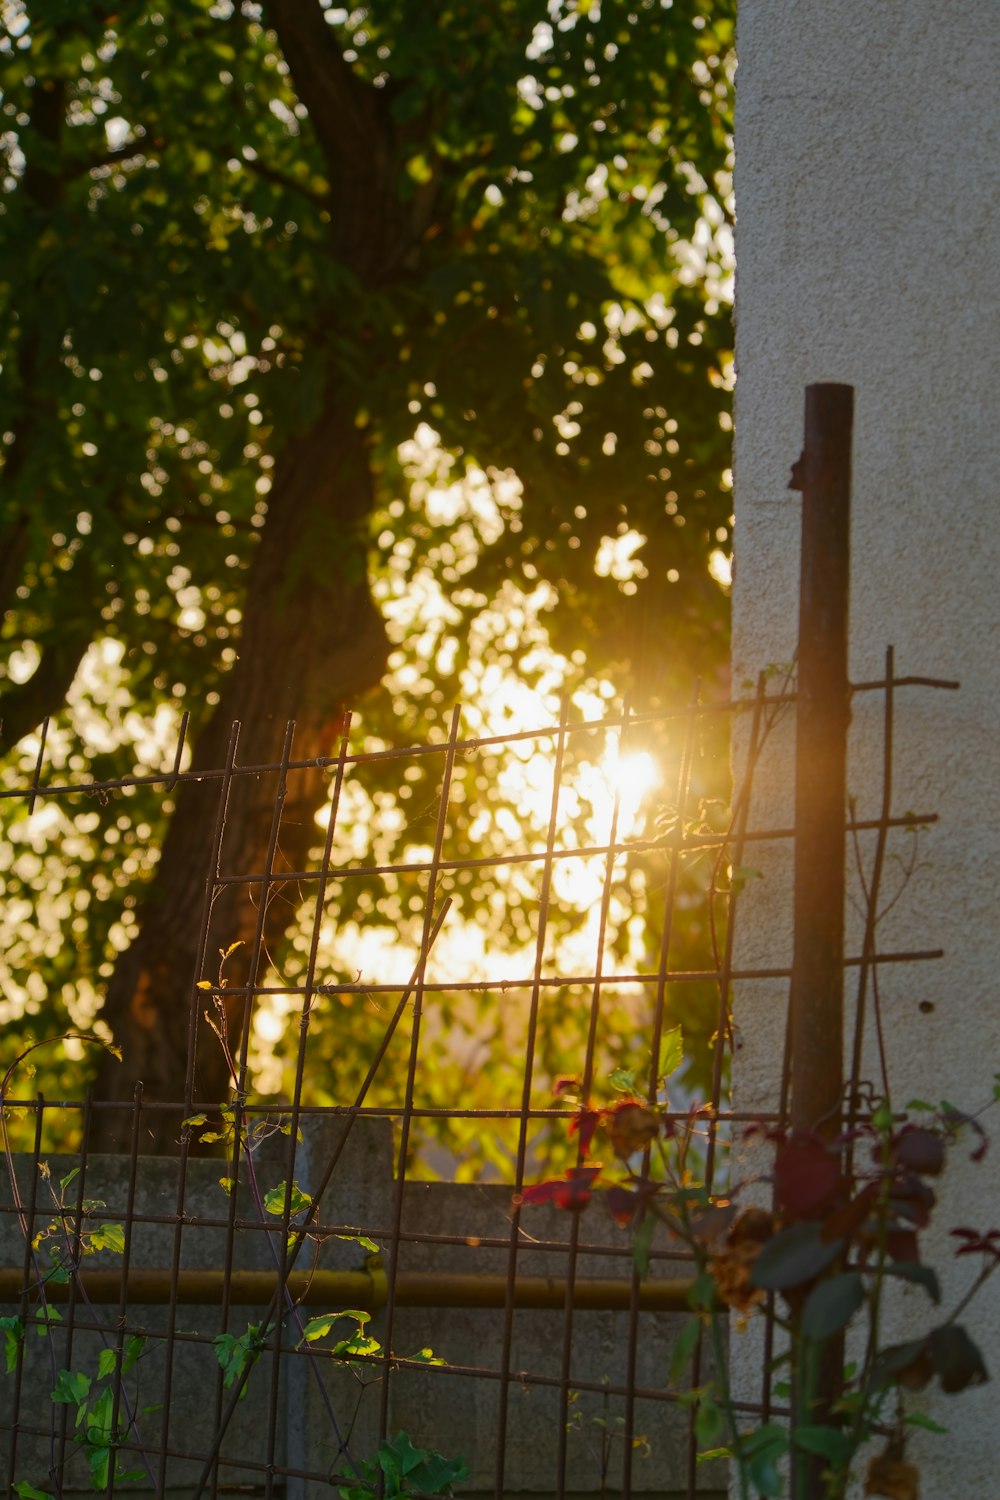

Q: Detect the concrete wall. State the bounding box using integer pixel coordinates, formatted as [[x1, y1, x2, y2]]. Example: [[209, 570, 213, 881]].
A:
[[733, 1, 1000, 1492], [1, 1119, 724, 1498]]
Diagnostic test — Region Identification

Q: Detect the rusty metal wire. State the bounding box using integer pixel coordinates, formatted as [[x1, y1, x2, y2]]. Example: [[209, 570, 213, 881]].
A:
[[0, 670, 955, 1499]]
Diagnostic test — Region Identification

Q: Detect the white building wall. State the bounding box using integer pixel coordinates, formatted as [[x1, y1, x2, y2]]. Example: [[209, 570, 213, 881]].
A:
[[732, 2, 1000, 1491]]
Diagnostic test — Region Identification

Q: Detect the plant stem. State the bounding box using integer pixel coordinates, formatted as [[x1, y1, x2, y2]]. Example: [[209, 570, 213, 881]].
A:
[[707, 1295, 750, 1500]]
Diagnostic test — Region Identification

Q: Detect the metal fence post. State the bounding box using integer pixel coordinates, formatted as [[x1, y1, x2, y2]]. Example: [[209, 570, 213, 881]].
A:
[[787, 383, 853, 1500], [788, 382, 853, 1137]]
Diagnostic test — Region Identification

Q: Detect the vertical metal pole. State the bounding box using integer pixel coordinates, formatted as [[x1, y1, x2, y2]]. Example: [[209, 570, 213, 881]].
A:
[[788, 382, 853, 1137], [788, 384, 853, 1500]]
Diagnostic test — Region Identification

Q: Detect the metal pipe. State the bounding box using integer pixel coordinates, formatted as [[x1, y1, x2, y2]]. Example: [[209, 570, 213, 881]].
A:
[[787, 382, 853, 1500], [0, 1267, 700, 1311], [788, 382, 853, 1137]]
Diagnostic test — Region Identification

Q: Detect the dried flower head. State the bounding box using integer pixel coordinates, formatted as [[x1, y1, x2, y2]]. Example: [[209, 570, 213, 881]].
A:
[[710, 1206, 776, 1313]]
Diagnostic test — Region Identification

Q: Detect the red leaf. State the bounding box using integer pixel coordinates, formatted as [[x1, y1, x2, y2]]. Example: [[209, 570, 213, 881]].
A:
[[886, 1228, 920, 1264], [606, 1177, 659, 1227], [606, 1186, 640, 1226], [950, 1227, 1000, 1260], [554, 1166, 603, 1211], [515, 1180, 563, 1208], [888, 1172, 935, 1228], [569, 1108, 602, 1157], [515, 1165, 603, 1212], [774, 1134, 844, 1218], [892, 1126, 945, 1177], [823, 1181, 880, 1243]]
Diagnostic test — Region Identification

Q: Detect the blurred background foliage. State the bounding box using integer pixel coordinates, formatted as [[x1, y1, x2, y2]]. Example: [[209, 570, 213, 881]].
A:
[[0, 0, 735, 1168]]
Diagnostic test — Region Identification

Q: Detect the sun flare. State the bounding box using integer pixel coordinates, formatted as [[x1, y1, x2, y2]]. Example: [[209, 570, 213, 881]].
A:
[[603, 747, 661, 840]]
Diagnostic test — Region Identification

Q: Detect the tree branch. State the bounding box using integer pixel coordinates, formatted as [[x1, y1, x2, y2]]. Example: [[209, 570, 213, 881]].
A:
[[234, 149, 330, 207], [69, 138, 153, 180], [0, 629, 93, 752], [263, 0, 378, 169]]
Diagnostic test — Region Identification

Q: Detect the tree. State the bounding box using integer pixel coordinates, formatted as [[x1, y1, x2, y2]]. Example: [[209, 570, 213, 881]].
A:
[[0, 0, 734, 1148]]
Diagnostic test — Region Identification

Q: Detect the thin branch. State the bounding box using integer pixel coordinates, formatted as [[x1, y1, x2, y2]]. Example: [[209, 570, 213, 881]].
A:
[[69, 138, 153, 180], [232, 149, 330, 207]]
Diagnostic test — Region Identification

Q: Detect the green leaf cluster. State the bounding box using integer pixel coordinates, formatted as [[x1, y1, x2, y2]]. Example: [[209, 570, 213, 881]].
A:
[[337, 1429, 468, 1500]]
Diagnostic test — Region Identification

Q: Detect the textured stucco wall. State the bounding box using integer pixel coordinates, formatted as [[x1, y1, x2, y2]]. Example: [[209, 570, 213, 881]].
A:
[[732, 1, 1000, 1491]]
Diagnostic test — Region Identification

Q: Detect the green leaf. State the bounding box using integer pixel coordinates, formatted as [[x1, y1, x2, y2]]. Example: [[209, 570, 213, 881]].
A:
[[97, 1347, 118, 1379], [214, 1322, 270, 1396], [300, 1311, 364, 1344], [89, 1223, 126, 1255], [609, 1068, 637, 1093], [407, 1346, 444, 1365], [927, 1323, 989, 1393], [689, 1270, 717, 1313], [904, 1411, 949, 1434], [660, 1025, 684, 1080], [372, 1432, 468, 1496], [34, 1305, 62, 1337], [694, 1390, 723, 1449], [0, 1314, 24, 1373], [263, 1179, 312, 1217], [59, 1167, 80, 1193], [123, 1334, 146, 1373], [884, 1260, 941, 1304], [668, 1317, 703, 1385], [751, 1223, 845, 1292], [735, 1421, 788, 1495], [740, 1422, 789, 1458], [871, 1337, 932, 1392], [332, 1332, 381, 1359], [336, 1232, 380, 1254], [407, 1449, 469, 1495], [747, 1451, 785, 1496], [86, 1440, 111, 1491], [86, 1385, 115, 1442], [633, 1214, 655, 1278], [801, 1271, 864, 1341], [793, 1424, 855, 1467], [51, 1368, 91, 1407], [14, 1484, 56, 1499]]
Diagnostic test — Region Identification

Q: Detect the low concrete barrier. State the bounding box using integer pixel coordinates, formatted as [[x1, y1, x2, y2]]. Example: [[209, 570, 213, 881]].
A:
[[1, 1117, 724, 1497]]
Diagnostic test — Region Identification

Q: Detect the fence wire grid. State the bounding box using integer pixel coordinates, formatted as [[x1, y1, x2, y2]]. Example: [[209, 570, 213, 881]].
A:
[[0, 664, 953, 1499]]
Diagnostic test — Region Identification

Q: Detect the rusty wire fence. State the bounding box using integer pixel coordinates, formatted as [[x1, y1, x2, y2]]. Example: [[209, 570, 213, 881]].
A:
[[0, 652, 956, 1500]]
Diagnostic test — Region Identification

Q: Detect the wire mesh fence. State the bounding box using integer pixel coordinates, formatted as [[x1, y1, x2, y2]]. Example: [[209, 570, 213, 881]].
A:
[[0, 661, 955, 1499]]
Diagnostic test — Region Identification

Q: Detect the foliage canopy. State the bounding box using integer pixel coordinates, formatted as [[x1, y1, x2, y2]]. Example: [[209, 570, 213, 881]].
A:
[[0, 0, 735, 1149]]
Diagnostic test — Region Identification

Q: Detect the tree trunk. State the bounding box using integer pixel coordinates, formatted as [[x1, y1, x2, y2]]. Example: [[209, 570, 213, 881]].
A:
[[90, 394, 388, 1150], [88, 0, 433, 1149]]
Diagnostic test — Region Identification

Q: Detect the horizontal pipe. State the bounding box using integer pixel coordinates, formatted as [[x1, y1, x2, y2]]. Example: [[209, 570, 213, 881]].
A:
[[0, 1267, 697, 1312]]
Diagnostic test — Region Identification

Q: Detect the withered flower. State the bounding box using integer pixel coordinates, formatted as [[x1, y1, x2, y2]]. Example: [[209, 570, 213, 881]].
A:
[[709, 1207, 776, 1313], [864, 1453, 919, 1500], [607, 1099, 662, 1160]]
